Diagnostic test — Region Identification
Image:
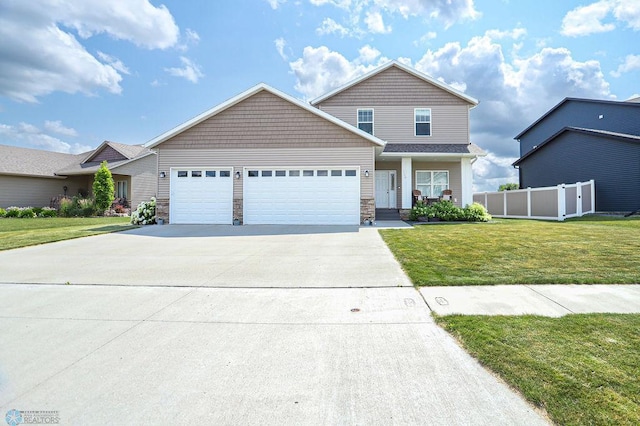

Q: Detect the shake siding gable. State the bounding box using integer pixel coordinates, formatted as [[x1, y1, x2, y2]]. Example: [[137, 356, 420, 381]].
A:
[[90, 146, 128, 162], [160, 91, 373, 149], [317, 67, 469, 107]]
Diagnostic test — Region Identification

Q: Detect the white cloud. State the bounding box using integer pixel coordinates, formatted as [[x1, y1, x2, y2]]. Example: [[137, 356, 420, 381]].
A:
[[316, 18, 352, 36], [373, 0, 480, 27], [185, 28, 201, 44], [364, 11, 392, 33], [0, 122, 90, 153], [275, 38, 289, 60], [561, 0, 640, 37], [44, 120, 78, 137], [358, 45, 382, 63], [414, 31, 437, 46], [266, 0, 287, 9], [165, 57, 204, 83], [97, 52, 131, 75], [611, 54, 640, 77], [0, 1, 180, 102]]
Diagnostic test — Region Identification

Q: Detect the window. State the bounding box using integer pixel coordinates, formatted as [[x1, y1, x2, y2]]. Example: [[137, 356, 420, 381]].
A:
[[177, 171, 188, 177], [289, 170, 300, 177], [191, 171, 202, 177], [303, 170, 314, 177], [205, 171, 216, 177], [357, 109, 374, 135], [275, 170, 286, 177], [415, 108, 431, 136], [317, 170, 328, 177], [416, 171, 448, 198], [248, 170, 259, 177], [116, 181, 127, 198], [220, 170, 231, 177], [331, 170, 342, 177], [345, 170, 357, 177], [261, 170, 273, 177]]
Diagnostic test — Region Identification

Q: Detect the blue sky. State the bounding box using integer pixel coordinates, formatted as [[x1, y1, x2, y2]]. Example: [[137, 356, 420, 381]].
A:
[[1, 0, 638, 191]]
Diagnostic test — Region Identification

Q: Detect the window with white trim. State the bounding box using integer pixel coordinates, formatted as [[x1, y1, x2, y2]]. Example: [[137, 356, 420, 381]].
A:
[[416, 171, 448, 198], [357, 109, 374, 135], [415, 108, 431, 136]]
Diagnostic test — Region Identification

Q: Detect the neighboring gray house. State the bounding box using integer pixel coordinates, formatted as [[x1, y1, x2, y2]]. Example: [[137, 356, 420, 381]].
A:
[[147, 61, 486, 225], [0, 141, 157, 209], [513, 98, 640, 212]]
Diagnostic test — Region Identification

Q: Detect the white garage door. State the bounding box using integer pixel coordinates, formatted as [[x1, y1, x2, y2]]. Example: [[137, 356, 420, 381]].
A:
[[243, 167, 361, 225], [170, 168, 233, 224]]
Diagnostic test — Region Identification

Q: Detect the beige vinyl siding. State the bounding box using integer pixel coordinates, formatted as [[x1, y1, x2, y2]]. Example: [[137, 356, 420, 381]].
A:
[[0, 175, 90, 208], [113, 154, 157, 208], [317, 67, 470, 107], [320, 105, 469, 144], [158, 147, 375, 200], [161, 91, 373, 150]]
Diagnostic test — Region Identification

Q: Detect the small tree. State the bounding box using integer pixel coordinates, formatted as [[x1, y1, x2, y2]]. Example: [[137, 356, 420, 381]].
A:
[[498, 183, 519, 191], [93, 161, 115, 215]]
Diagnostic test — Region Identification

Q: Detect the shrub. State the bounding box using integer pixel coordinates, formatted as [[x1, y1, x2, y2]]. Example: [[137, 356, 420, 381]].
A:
[[430, 200, 465, 221], [409, 201, 432, 220], [39, 207, 58, 218], [498, 183, 519, 191], [463, 202, 492, 222], [93, 161, 115, 215], [0, 208, 5, 218], [59, 197, 95, 217], [5, 207, 21, 218], [131, 197, 156, 225], [32, 207, 44, 216], [18, 208, 36, 218], [114, 204, 126, 214]]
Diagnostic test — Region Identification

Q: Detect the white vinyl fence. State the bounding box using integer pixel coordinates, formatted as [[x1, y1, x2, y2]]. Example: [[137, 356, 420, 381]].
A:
[[473, 180, 595, 221]]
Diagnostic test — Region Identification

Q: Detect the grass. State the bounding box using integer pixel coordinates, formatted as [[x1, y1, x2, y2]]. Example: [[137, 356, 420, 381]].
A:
[[0, 217, 136, 251], [380, 216, 640, 285], [435, 313, 640, 425]]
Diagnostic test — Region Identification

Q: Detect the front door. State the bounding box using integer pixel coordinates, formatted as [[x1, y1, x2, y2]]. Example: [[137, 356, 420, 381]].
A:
[[375, 170, 397, 209]]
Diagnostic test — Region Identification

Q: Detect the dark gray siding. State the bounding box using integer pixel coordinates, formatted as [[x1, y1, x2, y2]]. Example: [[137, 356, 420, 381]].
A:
[[519, 101, 640, 156], [519, 131, 640, 212]]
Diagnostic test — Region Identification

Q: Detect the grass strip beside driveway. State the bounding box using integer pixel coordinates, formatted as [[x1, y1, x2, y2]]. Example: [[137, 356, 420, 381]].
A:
[[435, 313, 640, 426], [380, 217, 640, 285], [0, 217, 135, 251]]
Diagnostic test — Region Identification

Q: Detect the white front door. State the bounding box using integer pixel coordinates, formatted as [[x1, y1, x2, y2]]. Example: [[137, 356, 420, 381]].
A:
[[375, 170, 397, 209]]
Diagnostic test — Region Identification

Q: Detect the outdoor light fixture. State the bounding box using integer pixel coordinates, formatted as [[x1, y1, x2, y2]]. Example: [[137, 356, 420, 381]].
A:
[[235, 171, 241, 179], [365, 170, 369, 177], [159, 171, 166, 178]]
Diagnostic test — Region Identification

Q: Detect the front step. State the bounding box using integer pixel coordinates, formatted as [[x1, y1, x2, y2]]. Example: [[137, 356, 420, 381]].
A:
[[375, 209, 401, 220]]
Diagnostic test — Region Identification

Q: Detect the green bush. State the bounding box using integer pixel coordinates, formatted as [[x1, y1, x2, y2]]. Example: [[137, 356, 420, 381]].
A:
[[0, 208, 5, 218], [39, 207, 58, 218], [463, 202, 492, 222], [430, 200, 465, 221], [18, 208, 36, 218], [131, 197, 156, 225], [5, 207, 21, 218], [409, 201, 432, 220], [59, 197, 95, 217], [93, 161, 115, 215]]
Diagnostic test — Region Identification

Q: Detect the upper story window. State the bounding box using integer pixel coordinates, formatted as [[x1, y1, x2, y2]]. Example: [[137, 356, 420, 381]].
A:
[[357, 109, 374, 135], [415, 108, 431, 136]]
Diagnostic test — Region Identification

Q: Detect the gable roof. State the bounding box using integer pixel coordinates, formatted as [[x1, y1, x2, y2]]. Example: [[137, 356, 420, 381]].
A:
[[0, 144, 83, 178], [512, 126, 640, 166], [310, 60, 479, 107], [81, 140, 148, 163], [146, 83, 386, 148], [514, 97, 640, 140], [56, 145, 155, 175]]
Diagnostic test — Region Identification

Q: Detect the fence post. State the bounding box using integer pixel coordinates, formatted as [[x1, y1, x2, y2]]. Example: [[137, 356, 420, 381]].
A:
[[527, 187, 532, 218], [557, 184, 566, 221], [484, 192, 488, 209], [503, 190, 507, 216], [590, 179, 596, 213], [576, 182, 583, 217]]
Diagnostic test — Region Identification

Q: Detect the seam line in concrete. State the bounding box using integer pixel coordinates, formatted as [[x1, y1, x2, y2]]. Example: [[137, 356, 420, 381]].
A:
[[0, 282, 411, 289], [524, 285, 575, 314], [415, 287, 434, 312]]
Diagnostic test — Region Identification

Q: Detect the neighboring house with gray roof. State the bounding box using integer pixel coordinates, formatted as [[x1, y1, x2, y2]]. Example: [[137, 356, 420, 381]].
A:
[[0, 141, 157, 209], [513, 97, 640, 212]]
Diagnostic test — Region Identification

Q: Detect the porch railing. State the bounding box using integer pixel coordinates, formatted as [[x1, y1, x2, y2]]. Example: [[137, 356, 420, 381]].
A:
[[473, 180, 595, 221]]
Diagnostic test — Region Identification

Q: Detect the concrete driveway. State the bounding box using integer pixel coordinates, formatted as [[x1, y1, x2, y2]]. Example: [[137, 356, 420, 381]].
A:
[[0, 225, 549, 424], [0, 225, 412, 287]]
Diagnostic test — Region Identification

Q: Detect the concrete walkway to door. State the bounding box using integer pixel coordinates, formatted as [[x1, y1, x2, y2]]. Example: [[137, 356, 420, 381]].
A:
[[0, 225, 412, 288]]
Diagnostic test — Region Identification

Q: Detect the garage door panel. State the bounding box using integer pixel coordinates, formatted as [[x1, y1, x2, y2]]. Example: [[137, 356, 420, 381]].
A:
[[244, 168, 360, 225], [170, 168, 233, 224]]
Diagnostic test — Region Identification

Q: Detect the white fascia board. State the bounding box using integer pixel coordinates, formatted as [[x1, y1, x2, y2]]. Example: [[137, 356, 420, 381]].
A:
[[380, 152, 486, 159], [311, 60, 478, 107], [146, 83, 386, 148]]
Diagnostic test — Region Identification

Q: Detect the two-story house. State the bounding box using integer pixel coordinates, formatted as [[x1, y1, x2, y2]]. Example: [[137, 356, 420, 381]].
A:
[[148, 61, 485, 225], [513, 97, 640, 212]]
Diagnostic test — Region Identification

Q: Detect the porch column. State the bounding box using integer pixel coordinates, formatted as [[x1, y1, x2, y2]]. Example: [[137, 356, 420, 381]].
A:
[[401, 157, 412, 209], [460, 157, 473, 207]]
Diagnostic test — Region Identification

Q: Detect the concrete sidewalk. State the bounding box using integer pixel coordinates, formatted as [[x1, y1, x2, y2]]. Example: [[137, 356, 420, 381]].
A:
[[420, 284, 640, 316]]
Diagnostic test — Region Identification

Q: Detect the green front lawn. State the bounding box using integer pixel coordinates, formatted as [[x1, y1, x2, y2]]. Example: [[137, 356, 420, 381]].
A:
[[380, 216, 640, 285], [435, 314, 640, 425], [0, 217, 136, 251]]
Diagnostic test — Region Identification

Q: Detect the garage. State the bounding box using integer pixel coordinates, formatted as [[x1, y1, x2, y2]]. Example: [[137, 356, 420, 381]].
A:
[[243, 167, 361, 225], [169, 168, 233, 224]]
